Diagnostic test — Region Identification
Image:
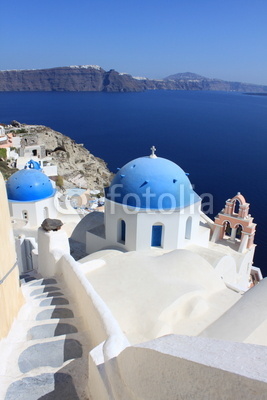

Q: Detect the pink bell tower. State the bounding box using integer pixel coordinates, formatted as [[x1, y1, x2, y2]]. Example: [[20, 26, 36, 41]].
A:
[[211, 193, 256, 253]]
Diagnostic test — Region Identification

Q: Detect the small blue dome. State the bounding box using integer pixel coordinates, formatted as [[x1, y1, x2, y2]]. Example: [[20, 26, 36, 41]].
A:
[[26, 159, 42, 170], [6, 169, 55, 202], [106, 156, 200, 210]]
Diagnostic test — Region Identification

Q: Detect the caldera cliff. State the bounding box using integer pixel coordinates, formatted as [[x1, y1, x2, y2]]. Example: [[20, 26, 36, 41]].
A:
[[0, 66, 267, 93]]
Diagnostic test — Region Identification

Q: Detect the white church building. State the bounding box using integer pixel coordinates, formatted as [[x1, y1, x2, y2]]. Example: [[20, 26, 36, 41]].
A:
[[88, 148, 208, 251], [71, 147, 259, 292], [6, 167, 57, 227]]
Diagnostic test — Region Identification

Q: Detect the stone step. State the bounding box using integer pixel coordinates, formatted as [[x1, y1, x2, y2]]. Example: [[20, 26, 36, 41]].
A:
[[26, 278, 59, 286], [36, 296, 70, 307], [4, 372, 80, 400], [28, 285, 62, 296], [2, 332, 91, 378], [2, 358, 90, 400], [27, 322, 79, 340], [17, 304, 81, 322], [24, 293, 72, 307], [6, 317, 86, 343]]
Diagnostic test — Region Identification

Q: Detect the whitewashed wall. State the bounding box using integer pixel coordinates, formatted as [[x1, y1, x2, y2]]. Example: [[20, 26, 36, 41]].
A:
[[9, 196, 57, 227], [90, 334, 267, 400], [87, 199, 209, 254]]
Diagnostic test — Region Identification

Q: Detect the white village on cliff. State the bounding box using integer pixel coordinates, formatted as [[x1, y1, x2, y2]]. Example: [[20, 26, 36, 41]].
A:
[[0, 123, 266, 400]]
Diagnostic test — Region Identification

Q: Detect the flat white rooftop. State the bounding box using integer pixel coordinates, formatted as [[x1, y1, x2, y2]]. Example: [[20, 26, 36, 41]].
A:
[[82, 249, 241, 344]]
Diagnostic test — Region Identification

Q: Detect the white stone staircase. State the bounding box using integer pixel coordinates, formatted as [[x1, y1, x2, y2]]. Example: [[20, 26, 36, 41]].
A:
[[0, 271, 91, 400]]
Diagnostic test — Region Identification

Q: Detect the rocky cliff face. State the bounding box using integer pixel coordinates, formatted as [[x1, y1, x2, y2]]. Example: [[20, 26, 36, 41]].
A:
[[163, 72, 267, 93], [0, 66, 145, 92], [13, 124, 112, 190], [1, 66, 267, 93]]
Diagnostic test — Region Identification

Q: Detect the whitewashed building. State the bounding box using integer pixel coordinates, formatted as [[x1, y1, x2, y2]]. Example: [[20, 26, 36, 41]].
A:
[[85, 148, 209, 253], [6, 168, 57, 227], [76, 148, 258, 291]]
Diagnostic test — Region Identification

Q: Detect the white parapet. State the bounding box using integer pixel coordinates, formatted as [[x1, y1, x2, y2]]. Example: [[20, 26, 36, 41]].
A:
[[37, 227, 70, 277], [92, 334, 267, 400]]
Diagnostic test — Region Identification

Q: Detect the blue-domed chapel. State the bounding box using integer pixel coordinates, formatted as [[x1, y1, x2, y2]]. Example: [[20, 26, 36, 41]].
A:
[[6, 168, 54, 202], [106, 155, 200, 210], [6, 167, 57, 226], [86, 148, 208, 253]]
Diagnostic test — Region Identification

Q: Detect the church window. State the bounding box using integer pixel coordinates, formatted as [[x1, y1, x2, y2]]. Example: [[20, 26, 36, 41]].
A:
[[151, 224, 163, 247], [121, 220, 126, 242], [185, 216, 192, 239], [118, 219, 126, 244]]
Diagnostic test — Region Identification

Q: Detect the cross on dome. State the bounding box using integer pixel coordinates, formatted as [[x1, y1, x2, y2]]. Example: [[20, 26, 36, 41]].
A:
[[150, 145, 157, 158]]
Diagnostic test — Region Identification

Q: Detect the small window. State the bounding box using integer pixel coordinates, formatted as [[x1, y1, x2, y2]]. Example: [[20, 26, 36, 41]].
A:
[[22, 210, 28, 220], [151, 224, 163, 247], [43, 207, 49, 219], [185, 216, 192, 239], [118, 219, 126, 244], [121, 220, 126, 242]]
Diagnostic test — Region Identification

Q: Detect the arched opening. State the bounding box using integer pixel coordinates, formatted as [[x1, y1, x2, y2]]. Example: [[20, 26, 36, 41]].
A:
[[117, 219, 126, 244], [233, 199, 240, 215], [24, 239, 34, 272], [223, 221, 231, 238], [43, 207, 49, 219], [235, 224, 243, 240], [22, 210, 28, 220], [53, 146, 66, 152], [185, 216, 192, 240], [151, 223, 163, 247]]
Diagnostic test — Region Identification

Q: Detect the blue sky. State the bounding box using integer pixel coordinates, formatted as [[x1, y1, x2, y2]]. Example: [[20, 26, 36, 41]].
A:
[[1, 0, 266, 84]]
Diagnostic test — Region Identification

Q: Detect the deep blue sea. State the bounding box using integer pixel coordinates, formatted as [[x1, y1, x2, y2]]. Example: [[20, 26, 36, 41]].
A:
[[0, 90, 266, 274]]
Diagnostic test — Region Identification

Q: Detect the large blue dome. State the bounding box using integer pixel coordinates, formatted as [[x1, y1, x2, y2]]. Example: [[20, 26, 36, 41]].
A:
[[106, 156, 200, 210], [6, 169, 55, 202]]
